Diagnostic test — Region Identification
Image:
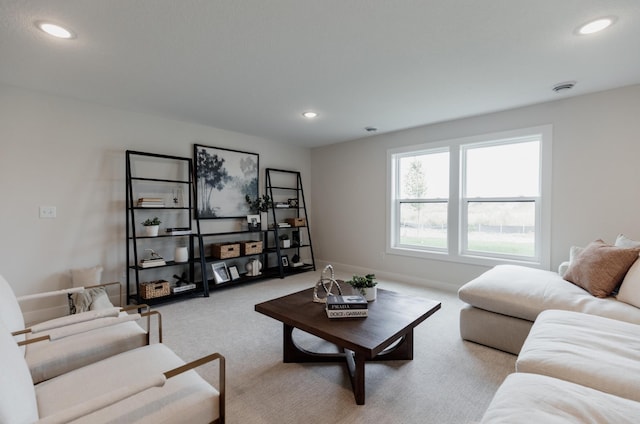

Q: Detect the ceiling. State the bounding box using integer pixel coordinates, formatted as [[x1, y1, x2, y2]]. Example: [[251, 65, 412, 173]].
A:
[[1, 1, 639, 148]]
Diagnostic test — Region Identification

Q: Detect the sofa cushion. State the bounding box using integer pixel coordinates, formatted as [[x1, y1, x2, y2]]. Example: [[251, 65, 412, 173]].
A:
[[35, 343, 220, 423], [481, 373, 640, 424], [458, 265, 640, 324], [617, 258, 640, 308], [563, 239, 640, 298], [26, 320, 147, 384], [0, 320, 39, 423], [516, 310, 640, 402]]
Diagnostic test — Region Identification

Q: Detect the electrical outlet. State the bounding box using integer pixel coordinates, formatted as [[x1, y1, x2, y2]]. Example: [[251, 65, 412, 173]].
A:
[[39, 206, 57, 219]]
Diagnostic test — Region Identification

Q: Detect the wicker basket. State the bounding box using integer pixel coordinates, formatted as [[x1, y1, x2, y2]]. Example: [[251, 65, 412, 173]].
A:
[[241, 240, 263, 255], [211, 243, 241, 259], [286, 217, 306, 227], [140, 280, 170, 299]]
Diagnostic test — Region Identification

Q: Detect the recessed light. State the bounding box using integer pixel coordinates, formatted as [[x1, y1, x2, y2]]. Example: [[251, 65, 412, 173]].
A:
[[576, 17, 615, 35], [302, 111, 318, 119], [35, 21, 76, 39]]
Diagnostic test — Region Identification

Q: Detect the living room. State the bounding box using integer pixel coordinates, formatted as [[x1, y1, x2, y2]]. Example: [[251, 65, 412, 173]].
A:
[[1, 1, 640, 423]]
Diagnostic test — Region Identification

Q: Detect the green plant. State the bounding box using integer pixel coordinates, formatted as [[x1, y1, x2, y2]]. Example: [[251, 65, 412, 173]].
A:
[[142, 217, 161, 226], [245, 194, 272, 213], [345, 274, 377, 295]]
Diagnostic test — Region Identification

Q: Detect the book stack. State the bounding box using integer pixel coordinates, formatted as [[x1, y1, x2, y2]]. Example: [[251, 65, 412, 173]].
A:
[[275, 202, 290, 208], [326, 294, 368, 318], [137, 197, 165, 208], [166, 227, 191, 235], [277, 222, 291, 228], [139, 257, 166, 268]]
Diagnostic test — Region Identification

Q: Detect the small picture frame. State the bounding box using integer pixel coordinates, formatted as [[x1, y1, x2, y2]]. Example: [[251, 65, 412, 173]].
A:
[[212, 262, 230, 284], [246, 214, 260, 231], [228, 265, 240, 280], [288, 198, 299, 208], [281, 254, 289, 267]]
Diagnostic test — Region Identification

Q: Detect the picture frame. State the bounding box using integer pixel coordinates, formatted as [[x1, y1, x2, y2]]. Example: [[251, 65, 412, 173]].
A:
[[246, 214, 260, 231], [228, 265, 241, 280], [281, 254, 289, 268], [287, 198, 299, 208], [194, 144, 259, 219], [212, 262, 230, 284]]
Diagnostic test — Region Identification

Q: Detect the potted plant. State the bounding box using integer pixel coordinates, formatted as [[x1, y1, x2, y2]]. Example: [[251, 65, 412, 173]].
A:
[[346, 273, 378, 301], [142, 217, 161, 237], [279, 233, 291, 248], [246, 194, 272, 230]]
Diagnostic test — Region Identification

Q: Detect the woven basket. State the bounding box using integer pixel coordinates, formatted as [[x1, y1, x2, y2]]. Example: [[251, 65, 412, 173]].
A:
[[241, 240, 263, 255], [140, 280, 170, 299], [211, 243, 241, 259]]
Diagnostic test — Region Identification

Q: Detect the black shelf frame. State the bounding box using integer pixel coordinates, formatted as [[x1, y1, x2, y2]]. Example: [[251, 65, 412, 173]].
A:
[[125, 150, 203, 305]]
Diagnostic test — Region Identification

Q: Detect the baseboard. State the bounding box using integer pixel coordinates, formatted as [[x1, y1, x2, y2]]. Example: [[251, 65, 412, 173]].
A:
[[314, 259, 459, 293]]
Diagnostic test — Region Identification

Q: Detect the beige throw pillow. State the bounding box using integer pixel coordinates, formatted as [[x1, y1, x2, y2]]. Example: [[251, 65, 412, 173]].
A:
[[563, 239, 640, 298], [617, 258, 640, 307]]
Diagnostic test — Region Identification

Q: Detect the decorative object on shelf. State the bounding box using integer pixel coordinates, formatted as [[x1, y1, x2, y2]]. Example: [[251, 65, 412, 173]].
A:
[[240, 240, 263, 255], [281, 254, 289, 267], [228, 265, 241, 280], [212, 262, 230, 284], [292, 231, 300, 247], [141, 217, 161, 237], [245, 258, 262, 277], [211, 243, 240, 259], [290, 254, 304, 268], [246, 194, 272, 230], [345, 274, 378, 302], [287, 198, 298, 208], [279, 234, 290, 248], [194, 144, 259, 219], [139, 249, 166, 268], [174, 246, 189, 263], [313, 265, 342, 303], [285, 217, 306, 227], [246, 214, 260, 232], [165, 227, 191, 235], [137, 197, 165, 208]]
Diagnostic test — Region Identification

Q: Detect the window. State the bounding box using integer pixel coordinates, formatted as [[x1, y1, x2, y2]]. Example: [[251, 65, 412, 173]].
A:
[[388, 126, 551, 268]]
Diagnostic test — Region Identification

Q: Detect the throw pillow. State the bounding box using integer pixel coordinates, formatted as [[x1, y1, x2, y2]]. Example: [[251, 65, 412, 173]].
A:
[[70, 265, 103, 287], [615, 233, 640, 248], [563, 239, 640, 298], [617, 258, 640, 308], [69, 287, 114, 313]]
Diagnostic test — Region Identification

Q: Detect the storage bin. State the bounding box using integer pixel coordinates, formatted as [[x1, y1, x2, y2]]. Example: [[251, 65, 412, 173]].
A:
[[286, 217, 306, 227], [241, 240, 263, 255], [211, 243, 241, 259], [140, 280, 170, 299]]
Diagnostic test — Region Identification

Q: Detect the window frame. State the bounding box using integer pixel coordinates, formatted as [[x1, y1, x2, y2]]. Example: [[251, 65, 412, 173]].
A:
[[387, 125, 552, 269]]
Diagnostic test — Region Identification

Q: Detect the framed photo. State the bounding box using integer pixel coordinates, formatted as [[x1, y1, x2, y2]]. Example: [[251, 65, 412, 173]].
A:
[[212, 262, 230, 284], [246, 214, 260, 231], [194, 144, 259, 219], [228, 265, 241, 280], [281, 254, 289, 268]]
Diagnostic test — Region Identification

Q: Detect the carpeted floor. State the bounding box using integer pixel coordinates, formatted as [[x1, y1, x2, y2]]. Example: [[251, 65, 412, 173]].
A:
[[155, 270, 514, 424]]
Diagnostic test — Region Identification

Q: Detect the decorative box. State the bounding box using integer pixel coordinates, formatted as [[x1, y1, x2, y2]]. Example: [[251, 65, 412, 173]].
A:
[[140, 280, 170, 299], [241, 240, 263, 255], [286, 217, 306, 227], [211, 243, 241, 259]]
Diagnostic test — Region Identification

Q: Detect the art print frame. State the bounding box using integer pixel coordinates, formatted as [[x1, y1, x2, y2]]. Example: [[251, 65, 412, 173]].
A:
[[194, 144, 259, 219]]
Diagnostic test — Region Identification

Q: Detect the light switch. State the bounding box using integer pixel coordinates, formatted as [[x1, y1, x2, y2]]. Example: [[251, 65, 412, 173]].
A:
[[39, 206, 56, 219]]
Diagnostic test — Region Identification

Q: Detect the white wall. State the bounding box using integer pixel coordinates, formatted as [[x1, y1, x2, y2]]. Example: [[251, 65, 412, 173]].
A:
[[311, 84, 640, 290], [0, 83, 311, 316]]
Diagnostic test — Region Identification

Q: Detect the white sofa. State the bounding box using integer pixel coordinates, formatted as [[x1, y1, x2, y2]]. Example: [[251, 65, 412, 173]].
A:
[[458, 264, 640, 354]]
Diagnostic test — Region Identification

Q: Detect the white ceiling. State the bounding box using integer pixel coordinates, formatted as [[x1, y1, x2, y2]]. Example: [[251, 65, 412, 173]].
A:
[[1, 1, 639, 148]]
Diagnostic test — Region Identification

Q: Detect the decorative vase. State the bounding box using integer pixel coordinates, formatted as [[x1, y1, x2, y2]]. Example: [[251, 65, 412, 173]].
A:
[[246, 259, 262, 276], [144, 225, 159, 237], [174, 246, 188, 263], [281, 239, 291, 248], [260, 211, 268, 231], [362, 286, 377, 302]]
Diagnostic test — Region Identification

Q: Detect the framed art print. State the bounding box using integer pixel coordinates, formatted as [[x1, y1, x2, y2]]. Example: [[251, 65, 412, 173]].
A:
[[194, 144, 259, 218], [212, 262, 230, 284]]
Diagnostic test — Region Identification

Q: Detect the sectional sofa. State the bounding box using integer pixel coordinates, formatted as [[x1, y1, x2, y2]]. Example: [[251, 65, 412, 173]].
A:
[[458, 235, 640, 423]]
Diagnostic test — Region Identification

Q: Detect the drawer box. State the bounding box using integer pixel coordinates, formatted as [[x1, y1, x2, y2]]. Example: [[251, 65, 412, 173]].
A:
[[286, 217, 306, 227], [211, 243, 241, 259], [241, 240, 263, 255], [140, 280, 170, 299]]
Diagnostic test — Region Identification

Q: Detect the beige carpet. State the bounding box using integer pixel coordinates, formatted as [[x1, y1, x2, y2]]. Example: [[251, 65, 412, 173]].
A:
[[155, 270, 514, 424]]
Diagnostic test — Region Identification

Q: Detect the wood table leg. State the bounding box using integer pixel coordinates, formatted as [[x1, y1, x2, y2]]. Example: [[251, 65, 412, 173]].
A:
[[344, 349, 366, 405]]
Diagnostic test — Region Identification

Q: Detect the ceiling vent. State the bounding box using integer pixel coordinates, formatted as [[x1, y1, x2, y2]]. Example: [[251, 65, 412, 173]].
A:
[[553, 81, 576, 93]]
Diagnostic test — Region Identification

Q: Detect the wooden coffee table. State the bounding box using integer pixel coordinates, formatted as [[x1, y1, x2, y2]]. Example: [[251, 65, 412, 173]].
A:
[[255, 287, 441, 404]]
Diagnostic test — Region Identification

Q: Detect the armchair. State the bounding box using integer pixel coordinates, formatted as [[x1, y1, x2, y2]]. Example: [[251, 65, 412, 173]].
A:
[[0, 274, 160, 383], [0, 319, 225, 424]]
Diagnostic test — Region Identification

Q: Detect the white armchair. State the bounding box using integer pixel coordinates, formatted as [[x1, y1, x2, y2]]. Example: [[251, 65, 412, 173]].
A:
[[0, 319, 225, 424], [0, 274, 160, 383]]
